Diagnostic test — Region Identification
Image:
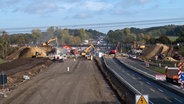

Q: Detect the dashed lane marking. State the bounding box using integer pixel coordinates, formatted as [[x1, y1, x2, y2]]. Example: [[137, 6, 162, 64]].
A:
[[174, 98, 183, 103], [132, 76, 136, 80], [157, 88, 164, 93], [150, 88, 155, 92], [146, 82, 151, 85], [164, 97, 172, 103]]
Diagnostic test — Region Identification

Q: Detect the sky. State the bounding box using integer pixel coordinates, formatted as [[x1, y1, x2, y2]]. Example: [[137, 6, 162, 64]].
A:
[[0, 0, 184, 33]]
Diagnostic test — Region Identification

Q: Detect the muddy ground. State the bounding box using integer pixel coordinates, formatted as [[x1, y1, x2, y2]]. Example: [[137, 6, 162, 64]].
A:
[[0, 58, 53, 90]]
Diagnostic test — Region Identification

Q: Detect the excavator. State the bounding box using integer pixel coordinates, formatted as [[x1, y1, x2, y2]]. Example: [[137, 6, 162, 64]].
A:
[[81, 44, 96, 60], [42, 38, 58, 47]]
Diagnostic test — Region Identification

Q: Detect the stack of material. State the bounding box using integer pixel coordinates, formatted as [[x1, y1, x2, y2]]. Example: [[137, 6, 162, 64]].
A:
[[142, 43, 162, 59], [19, 46, 47, 58], [142, 43, 170, 60], [161, 44, 169, 54]]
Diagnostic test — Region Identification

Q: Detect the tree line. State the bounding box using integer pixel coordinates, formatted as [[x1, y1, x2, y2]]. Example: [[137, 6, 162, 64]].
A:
[[105, 25, 184, 45]]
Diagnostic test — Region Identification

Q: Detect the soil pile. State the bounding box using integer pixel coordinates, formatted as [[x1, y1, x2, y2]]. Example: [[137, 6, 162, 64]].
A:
[[6, 46, 51, 60], [19, 46, 47, 58], [6, 46, 26, 60], [142, 43, 169, 60]]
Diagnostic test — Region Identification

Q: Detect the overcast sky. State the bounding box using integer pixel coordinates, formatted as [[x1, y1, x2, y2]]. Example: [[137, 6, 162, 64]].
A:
[[0, 0, 184, 33]]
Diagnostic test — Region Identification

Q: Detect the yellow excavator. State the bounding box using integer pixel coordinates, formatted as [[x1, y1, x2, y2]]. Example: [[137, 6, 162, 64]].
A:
[[42, 38, 58, 47], [81, 44, 95, 60]]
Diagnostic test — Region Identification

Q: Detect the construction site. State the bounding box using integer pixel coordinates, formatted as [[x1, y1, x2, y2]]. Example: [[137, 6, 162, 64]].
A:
[[130, 42, 183, 62], [0, 39, 184, 104]]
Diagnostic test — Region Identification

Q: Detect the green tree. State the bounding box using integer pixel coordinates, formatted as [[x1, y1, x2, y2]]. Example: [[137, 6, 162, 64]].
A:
[[79, 28, 88, 41], [175, 26, 184, 43], [61, 29, 71, 45], [47, 26, 55, 38], [157, 35, 171, 44], [17, 35, 26, 46], [32, 29, 41, 44], [0, 31, 9, 58]]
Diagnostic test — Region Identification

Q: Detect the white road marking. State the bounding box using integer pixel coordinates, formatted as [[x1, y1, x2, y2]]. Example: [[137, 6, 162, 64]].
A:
[[165, 97, 172, 103], [138, 77, 142, 80], [149, 101, 154, 104], [158, 88, 164, 92], [172, 85, 180, 89], [132, 76, 136, 80], [150, 88, 155, 92], [175, 98, 183, 103], [146, 82, 151, 85]]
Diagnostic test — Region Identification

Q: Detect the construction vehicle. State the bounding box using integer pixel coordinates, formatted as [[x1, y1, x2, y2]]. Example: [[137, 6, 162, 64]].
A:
[[63, 44, 72, 50], [86, 53, 93, 60], [71, 49, 79, 55], [81, 44, 95, 60], [52, 47, 66, 62], [132, 41, 145, 50], [165, 67, 184, 83], [32, 51, 41, 58], [109, 42, 119, 54], [42, 38, 58, 47], [81, 44, 95, 56], [139, 45, 145, 50]]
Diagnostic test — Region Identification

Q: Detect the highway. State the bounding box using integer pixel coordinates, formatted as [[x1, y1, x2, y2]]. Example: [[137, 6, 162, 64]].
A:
[[105, 57, 184, 104], [120, 57, 184, 90]]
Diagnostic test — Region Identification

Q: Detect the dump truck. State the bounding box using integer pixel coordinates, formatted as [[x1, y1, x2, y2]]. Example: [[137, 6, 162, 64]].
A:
[[165, 67, 184, 83]]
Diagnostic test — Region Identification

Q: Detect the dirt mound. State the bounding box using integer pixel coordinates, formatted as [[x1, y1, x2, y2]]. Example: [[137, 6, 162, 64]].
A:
[[142, 43, 169, 60], [161, 44, 169, 54], [164, 57, 178, 62], [6, 46, 49, 60], [167, 46, 174, 57], [142, 44, 162, 59], [6, 46, 27, 60], [19, 46, 47, 58]]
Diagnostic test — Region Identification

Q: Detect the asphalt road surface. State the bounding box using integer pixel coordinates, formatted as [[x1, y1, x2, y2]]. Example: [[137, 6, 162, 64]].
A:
[[1, 58, 118, 104], [105, 58, 184, 104]]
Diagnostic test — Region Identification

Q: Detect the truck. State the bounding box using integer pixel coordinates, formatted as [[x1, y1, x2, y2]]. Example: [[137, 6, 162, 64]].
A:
[[165, 67, 180, 83], [109, 49, 117, 54], [109, 42, 119, 54], [52, 47, 66, 62]]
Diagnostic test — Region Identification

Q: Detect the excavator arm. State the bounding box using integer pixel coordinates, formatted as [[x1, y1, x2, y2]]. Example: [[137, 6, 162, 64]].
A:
[[42, 38, 58, 46]]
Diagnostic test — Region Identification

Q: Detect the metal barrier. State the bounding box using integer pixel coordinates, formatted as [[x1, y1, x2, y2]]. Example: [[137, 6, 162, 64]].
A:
[[101, 57, 141, 104]]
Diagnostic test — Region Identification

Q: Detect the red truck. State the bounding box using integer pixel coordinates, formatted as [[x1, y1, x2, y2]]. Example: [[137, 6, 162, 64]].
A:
[[109, 49, 117, 54], [109, 42, 119, 54]]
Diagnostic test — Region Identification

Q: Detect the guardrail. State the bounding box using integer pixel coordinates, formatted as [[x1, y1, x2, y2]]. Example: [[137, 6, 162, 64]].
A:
[[101, 57, 142, 104], [116, 57, 184, 99]]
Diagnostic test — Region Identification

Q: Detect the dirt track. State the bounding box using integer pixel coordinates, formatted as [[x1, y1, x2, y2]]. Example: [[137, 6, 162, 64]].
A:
[[0, 58, 118, 104], [0, 58, 53, 90]]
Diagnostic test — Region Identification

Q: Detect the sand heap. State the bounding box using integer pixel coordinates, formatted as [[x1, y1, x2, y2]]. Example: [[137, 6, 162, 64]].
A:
[[19, 46, 47, 58], [142, 43, 169, 60]]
